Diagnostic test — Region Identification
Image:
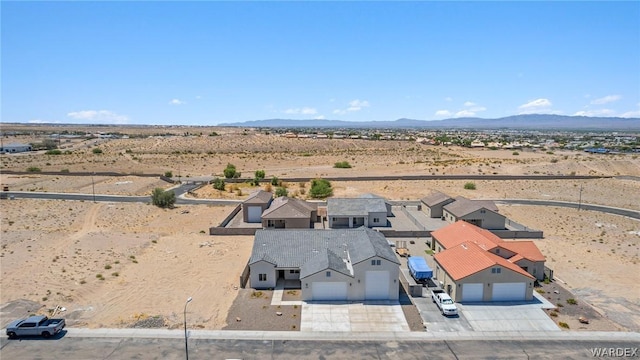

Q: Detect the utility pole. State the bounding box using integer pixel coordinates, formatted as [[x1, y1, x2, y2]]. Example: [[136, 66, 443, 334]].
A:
[[578, 184, 583, 211]]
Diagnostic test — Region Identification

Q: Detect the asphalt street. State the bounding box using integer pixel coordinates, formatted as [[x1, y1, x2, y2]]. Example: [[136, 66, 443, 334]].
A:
[[1, 336, 637, 359]]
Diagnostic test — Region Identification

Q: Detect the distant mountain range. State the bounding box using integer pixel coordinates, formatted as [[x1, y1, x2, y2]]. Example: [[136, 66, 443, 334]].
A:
[[220, 114, 640, 131]]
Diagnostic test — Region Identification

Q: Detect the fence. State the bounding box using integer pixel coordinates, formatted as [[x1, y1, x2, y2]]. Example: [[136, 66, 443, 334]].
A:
[[240, 262, 251, 288], [399, 205, 427, 231], [491, 229, 544, 239]]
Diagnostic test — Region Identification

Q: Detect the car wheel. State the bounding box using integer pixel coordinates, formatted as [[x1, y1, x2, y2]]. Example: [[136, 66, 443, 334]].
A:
[[7, 332, 17, 339], [42, 331, 51, 338]]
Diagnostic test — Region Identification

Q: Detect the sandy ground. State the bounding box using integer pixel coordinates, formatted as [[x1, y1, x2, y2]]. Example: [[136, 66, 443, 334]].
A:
[[1, 131, 639, 331]]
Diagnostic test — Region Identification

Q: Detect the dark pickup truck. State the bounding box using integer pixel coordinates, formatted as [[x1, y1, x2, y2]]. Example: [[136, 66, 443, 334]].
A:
[[6, 315, 65, 339]]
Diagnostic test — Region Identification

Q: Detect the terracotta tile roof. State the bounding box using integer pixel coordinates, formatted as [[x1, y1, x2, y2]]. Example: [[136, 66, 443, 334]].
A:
[[434, 242, 535, 281], [421, 191, 454, 207], [500, 241, 546, 262], [443, 196, 500, 217], [431, 220, 502, 251], [244, 190, 273, 204]]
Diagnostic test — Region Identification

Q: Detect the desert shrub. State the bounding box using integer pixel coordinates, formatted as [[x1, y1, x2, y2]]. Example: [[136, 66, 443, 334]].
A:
[[164, 171, 173, 178], [92, 148, 103, 154], [550, 158, 558, 163], [255, 170, 265, 180], [264, 183, 272, 192], [270, 176, 280, 186], [334, 161, 352, 168], [558, 322, 570, 329], [212, 177, 225, 191], [512, 151, 520, 156], [151, 188, 176, 208], [223, 163, 240, 178], [61, 169, 70, 173], [309, 178, 333, 199], [464, 182, 476, 190], [275, 187, 288, 197], [209, 131, 218, 136], [566, 298, 577, 305], [46, 149, 62, 155], [27, 166, 41, 172]]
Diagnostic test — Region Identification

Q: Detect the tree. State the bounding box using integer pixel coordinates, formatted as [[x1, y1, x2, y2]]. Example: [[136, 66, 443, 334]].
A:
[[223, 163, 238, 179], [275, 187, 288, 197], [255, 170, 266, 180], [270, 176, 280, 186], [151, 188, 176, 208], [212, 177, 225, 191], [309, 178, 333, 199]]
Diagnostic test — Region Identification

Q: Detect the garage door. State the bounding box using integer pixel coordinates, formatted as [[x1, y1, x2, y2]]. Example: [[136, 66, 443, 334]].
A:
[[311, 282, 348, 301], [492, 282, 526, 301], [247, 206, 262, 223], [461, 283, 484, 302], [365, 271, 389, 300]]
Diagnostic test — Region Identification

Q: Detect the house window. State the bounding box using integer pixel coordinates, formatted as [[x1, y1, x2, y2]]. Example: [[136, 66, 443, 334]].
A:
[[491, 267, 502, 274], [480, 209, 486, 214], [371, 259, 381, 266], [289, 269, 300, 274], [259, 274, 267, 281], [373, 218, 380, 223], [326, 271, 331, 277], [267, 220, 275, 228]]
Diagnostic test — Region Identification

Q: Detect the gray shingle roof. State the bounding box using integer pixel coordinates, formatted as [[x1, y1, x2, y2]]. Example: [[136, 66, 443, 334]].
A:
[[244, 190, 273, 204], [327, 198, 387, 216], [421, 191, 454, 207], [300, 249, 352, 278], [261, 197, 317, 219], [249, 228, 399, 272], [443, 196, 500, 217]]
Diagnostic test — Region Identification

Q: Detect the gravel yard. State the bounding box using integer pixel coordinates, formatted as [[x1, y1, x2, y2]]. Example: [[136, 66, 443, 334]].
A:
[[223, 289, 301, 331]]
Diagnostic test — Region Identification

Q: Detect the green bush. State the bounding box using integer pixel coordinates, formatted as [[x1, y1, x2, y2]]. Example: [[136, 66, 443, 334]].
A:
[[270, 176, 280, 186], [334, 161, 352, 168], [164, 171, 173, 178], [309, 178, 333, 199], [566, 298, 577, 305], [464, 182, 476, 190], [275, 187, 288, 197], [255, 170, 265, 180], [27, 166, 41, 172], [151, 188, 176, 208], [92, 148, 103, 154], [512, 151, 520, 156], [46, 149, 62, 155], [212, 177, 226, 191], [558, 322, 570, 329], [223, 163, 239, 178]]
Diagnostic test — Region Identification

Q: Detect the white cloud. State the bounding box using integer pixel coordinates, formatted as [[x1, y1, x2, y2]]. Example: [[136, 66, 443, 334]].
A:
[[517, 98, 556, 114], [169, 98, 186, 105], [333, 109, 346, 115], [195, 95, 202, 100], [463, 101, 476, 107], [444, 97, 453, 102], [620, 110, 640, 118], [469, 106, 487, 112], [315, 115, 325, 120], [573, 109, 616, 117], [283, 107, 317, 115], [66, 110, 129, 124], [590, 95, 621, 105], [455, 110, 476, 117], [333, 99, 370, 115], [434, 110, 452, 117]]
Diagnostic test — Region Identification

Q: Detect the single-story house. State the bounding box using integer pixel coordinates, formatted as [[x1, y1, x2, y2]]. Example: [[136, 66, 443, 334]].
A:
[[421, 191, 455, 218], [442, 196, 505, 229], [359, 193, 393, 216], [261, 197, 318, 229], [242, 190, 273, 223], [434, 242, 536, 302], [0, 143, 32, 154], [248, 228, 400, 301], [431, 220, 546, 281], [327, 198, 388, 228]]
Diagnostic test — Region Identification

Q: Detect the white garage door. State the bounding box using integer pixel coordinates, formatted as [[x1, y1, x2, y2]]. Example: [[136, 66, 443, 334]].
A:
[[365, 271, 389, 300], [461, 283, 484, 302], [247, 206, 262, 223], [492, 282, 526, 301], [312, 282, 348, 301]]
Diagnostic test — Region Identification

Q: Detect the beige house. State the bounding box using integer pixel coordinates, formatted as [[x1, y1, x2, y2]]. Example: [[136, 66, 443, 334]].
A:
[[434, 242, 536, 302], [248, 228, 400, 301], [421, 191, 455, 218], [261, 197, 318, 229], [442, 196, 505, 229], [242, 190, 273, 223], [327, 198, 388, 228]]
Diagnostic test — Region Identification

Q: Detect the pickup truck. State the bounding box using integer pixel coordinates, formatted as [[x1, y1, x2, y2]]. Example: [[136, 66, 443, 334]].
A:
[[431, 289, 458, 316], [6, 315, 65, 339]]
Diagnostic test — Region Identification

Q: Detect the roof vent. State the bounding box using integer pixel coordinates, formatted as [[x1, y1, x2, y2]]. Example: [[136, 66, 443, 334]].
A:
[[461, 244, 467, 249]]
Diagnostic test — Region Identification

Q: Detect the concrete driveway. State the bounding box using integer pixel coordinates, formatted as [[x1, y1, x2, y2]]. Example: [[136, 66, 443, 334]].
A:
[[300, 301, 410, 332], [413, 295, 474, 332]]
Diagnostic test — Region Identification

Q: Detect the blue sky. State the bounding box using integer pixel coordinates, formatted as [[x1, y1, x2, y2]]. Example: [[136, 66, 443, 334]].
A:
[[2, 1, 639, 125]]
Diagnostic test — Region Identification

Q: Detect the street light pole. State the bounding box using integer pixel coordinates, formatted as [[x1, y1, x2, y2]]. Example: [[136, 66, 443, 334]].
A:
[[184, 297, 193, 360], [92, 172, 96, 203]]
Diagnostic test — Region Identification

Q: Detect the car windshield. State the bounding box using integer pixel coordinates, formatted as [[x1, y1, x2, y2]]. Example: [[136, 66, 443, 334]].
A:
[[442, 299, 454, 304]]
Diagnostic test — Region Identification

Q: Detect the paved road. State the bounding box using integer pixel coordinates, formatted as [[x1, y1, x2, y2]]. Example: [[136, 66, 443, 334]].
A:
[[495, 199, 640, 220], [1, 335, 637, 359]]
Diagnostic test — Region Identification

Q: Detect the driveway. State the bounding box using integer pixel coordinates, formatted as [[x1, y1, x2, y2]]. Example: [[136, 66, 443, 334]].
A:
[[413, 290, 474, 332], [300, 301, 410, 332]]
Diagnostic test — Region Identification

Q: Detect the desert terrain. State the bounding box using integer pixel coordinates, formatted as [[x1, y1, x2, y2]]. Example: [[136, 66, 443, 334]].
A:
[[1, 126, 639, 331]]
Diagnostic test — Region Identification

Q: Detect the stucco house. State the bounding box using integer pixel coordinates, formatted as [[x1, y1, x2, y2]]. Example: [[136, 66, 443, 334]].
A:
[[434, 242, 536, 302], [261, 197, 318, 229], [431, 220, 546, 281], [242, 190, 273, 223], [326, 198, 388, 228], [359, 193, 393, 216], [442, 196, 505, 229], [248, 228, 400, 301], [421, 191, 455, 218]]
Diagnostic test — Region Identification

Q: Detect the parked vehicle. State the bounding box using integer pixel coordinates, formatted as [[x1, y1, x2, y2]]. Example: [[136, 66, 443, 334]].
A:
[[407, 256, 433, 284], [6, 315, 65, 339], [431, 289, 458, 316]]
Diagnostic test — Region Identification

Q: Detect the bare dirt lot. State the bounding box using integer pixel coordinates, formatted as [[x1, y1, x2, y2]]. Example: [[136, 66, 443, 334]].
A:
[[1, 127, 638, 331]]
